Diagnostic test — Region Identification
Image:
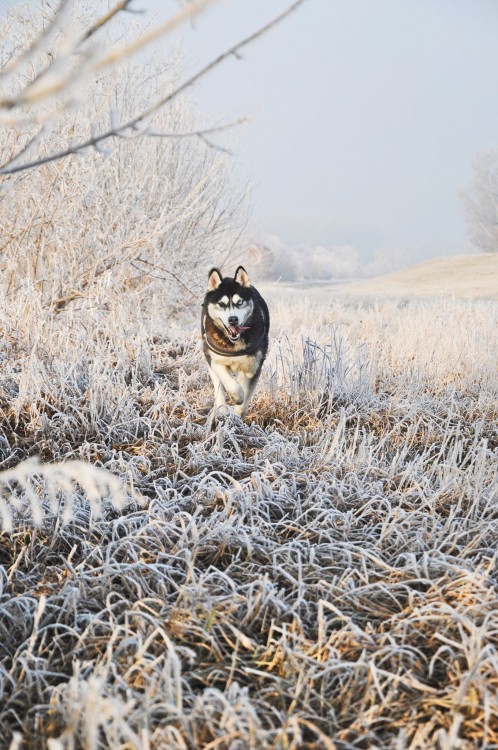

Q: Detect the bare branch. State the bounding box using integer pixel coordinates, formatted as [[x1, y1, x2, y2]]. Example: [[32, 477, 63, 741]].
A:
[[119, 0, 308, 127], [0, 125, 48, 170], [132, 257, 203, 303], [81, 0, 140, 43], [5, 1, 142, 112], [96, 0, 217, 67], [51, 255, 120, 312], [0, 0, 218, 116], [198, 134, 232, 154], [143, 116, 248, 140], [0, 0, 307, 175], [0, 0, 70, 86]]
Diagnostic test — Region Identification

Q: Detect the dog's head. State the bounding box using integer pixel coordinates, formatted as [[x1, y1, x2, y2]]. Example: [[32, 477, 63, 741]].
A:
[[205, 266, 254, 342]]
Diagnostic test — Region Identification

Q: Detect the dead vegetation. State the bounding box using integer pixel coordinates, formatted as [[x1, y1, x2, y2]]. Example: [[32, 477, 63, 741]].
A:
[[0, 4, 497, 747], [0, 292, 497, 750]]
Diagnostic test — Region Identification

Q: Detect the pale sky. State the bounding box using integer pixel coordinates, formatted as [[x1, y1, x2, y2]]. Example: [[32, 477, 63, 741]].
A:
[[3, 0, 498, 267], [141, 0, 498, 265]]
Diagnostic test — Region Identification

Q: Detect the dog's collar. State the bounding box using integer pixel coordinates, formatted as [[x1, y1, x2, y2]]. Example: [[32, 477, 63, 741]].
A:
[[203, 333, 263, 357]]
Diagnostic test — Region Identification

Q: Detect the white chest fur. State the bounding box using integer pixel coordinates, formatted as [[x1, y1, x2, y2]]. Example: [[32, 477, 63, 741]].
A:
[[209, 350, 262, 377]]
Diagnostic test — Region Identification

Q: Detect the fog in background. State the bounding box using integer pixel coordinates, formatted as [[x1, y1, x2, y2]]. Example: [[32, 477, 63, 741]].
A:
[[138, 0, 498, 278], [4, 0, 498, 279]]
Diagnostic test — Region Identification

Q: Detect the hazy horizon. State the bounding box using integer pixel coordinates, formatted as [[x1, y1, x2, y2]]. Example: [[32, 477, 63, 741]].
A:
[[3, 0, 498, 273], [143, 0, 498, 270]]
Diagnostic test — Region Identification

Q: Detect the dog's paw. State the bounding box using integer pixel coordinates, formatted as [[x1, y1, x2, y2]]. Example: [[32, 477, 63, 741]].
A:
[[210, 404, 244, 426], [227, 384, 244, 405], [215, 396, 227, 410]]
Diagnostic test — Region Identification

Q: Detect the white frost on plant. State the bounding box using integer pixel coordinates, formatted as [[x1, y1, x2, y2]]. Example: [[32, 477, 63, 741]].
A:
[[0, 458, 135, 530]]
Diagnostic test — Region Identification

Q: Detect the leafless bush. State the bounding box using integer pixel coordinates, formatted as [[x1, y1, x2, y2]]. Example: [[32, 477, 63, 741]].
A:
[[0, 60, 246, 318], [0, 0, 218, 164], [0, 1, 312, 320], [248, 236, 411, 282], [462, 149, 498, 253]]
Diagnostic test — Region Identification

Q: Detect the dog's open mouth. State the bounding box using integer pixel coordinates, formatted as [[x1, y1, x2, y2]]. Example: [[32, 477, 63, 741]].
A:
[[225, 324, 250, 341]]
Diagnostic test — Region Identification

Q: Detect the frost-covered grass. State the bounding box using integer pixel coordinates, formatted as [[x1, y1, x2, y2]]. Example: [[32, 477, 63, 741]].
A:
[[1, 290, 497, 749]]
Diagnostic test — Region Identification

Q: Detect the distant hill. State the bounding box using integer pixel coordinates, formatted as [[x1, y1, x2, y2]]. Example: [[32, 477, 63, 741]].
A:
[[345, 253, 498, 300]]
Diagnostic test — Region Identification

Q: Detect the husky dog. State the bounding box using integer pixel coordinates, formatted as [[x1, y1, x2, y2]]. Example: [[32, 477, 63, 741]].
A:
[[201, 266, 270, 418]]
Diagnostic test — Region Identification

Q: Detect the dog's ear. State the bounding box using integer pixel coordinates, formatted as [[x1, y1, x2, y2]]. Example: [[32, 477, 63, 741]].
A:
[[207, 268, 223, 291], [234, 266, 251, 288]]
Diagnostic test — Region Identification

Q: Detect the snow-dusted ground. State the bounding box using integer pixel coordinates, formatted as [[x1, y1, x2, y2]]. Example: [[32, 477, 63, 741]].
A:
[[344, 252, 498, 300], [1, 280, 497, 748], [260, 253, 498, 303]]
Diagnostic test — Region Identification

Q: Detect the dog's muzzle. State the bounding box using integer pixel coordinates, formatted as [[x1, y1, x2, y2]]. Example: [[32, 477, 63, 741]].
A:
[[226, 324, 250, 341]]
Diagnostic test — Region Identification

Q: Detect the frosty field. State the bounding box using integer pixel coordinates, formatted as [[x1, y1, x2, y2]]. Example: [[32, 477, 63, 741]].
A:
[[1, 1, 497, 747], [1, 286, 497, 750]]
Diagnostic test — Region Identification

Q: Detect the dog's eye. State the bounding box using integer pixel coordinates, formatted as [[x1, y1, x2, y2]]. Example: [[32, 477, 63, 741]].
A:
[[218, 301, 227, 309], [235, 299, 244, 307]]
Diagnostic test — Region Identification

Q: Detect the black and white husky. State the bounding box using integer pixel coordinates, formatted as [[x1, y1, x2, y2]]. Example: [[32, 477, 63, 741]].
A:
[[201, 266, 270, 418]]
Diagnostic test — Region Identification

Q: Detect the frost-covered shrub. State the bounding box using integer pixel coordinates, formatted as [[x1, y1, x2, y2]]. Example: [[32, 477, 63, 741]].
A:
[[0, 1, 246, 323]]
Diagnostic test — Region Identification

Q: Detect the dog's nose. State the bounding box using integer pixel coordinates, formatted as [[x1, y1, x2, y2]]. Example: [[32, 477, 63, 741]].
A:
[[228, 316, 238, 326]]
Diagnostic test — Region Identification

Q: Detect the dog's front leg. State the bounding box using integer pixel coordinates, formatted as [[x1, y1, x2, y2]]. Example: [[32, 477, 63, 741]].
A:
[[209, 361, 244, 406], [234, 372, 258, 418], [208, 366, 227, 410]]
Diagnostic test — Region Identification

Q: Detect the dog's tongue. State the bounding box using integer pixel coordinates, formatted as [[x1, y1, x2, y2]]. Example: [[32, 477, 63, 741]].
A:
[[229, 325, 250, 337]]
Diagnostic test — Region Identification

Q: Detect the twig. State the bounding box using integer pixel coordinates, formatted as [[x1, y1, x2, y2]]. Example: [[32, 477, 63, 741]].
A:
[[1, 125, 48, 171], [0, 0, 70, 86], [143, 116, 248, 140], [51, 256, 118, 312], [0, 0, 308, 175], [7, 0, 142, 106], [133, 257, 203, 303], [0, 0, 217, 112], [81, 0, 140, 43]]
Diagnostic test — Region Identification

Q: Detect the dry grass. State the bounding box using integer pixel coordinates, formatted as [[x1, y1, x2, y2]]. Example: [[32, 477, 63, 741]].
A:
[[1, 290, 497, 750], [1, 6, 497, 747], [342, 253, 498, 300]]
